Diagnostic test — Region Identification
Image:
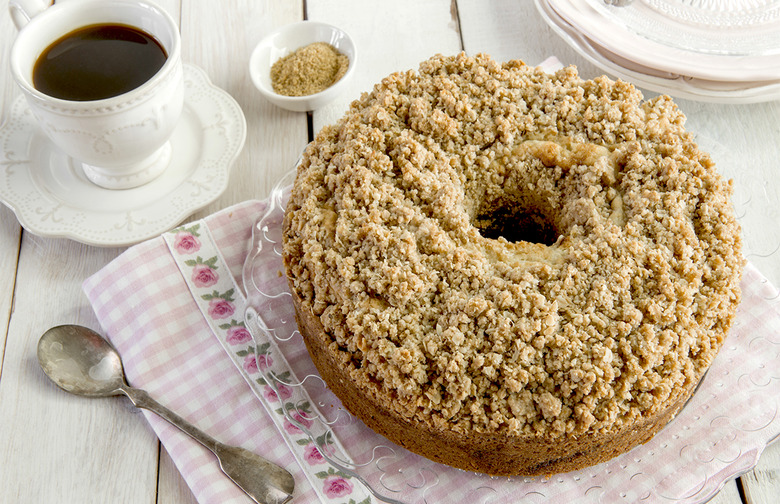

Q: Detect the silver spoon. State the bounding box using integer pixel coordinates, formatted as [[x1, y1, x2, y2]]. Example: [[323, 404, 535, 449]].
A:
[[37, 324, 295, 504]]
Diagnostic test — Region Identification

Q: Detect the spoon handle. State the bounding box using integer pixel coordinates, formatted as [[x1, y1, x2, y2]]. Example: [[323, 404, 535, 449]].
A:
[[121, 385, 294, 504]]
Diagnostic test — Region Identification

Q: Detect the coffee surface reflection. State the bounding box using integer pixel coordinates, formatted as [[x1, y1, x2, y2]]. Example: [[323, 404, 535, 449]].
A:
[[33, 23, 167, 101]]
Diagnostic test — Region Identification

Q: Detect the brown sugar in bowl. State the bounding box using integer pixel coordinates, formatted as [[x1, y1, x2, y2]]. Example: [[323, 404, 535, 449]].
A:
[[250, 21, 356, 112]]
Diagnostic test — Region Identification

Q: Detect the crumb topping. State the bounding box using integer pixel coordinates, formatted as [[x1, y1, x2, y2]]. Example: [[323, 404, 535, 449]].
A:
[[283, 53, 743, 437]]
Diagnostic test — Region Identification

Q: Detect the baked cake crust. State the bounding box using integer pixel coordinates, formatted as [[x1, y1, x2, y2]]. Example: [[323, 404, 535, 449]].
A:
[[282, 53, 743, 475]]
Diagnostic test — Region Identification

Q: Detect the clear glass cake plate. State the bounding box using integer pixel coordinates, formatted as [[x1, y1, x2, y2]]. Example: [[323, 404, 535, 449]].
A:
[[242, 173, 780, 503]]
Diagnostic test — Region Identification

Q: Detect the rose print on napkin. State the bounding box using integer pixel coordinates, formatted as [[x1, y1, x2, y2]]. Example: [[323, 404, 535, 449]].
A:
[[321, 471, 354, 499], [304, 444, 328, 465], [283, 410, 314, 435], [236, 342, 273, 374], [202, 289, 236, 319], [264, 382, 293, 403], [172, 224, 202, 254], [242, 352, 273, 374], [184, 256, 220, 288], [223, 322, 252, 345]]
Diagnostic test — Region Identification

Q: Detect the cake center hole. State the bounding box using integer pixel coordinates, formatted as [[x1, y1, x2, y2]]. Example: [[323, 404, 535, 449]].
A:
[[474, 205, 559, 245]]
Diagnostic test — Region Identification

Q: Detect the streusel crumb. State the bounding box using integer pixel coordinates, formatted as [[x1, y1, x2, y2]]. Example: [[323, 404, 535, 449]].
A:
[[283, 53, 743, 439]]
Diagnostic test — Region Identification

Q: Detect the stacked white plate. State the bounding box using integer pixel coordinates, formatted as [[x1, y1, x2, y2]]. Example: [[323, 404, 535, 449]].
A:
[[535, 0, 780, 103]]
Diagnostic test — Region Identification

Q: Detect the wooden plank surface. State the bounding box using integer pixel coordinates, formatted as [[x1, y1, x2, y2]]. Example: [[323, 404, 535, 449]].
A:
[[0, 237, 156, 502], [743, 462, 780, 504], [1, 0, 778, 503], [180, 0, 308, 218], [0, 0, 23, 381]]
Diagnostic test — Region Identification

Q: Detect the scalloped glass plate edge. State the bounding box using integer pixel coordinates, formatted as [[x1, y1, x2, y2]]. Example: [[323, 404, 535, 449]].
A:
[[244, 165, 780, 503]]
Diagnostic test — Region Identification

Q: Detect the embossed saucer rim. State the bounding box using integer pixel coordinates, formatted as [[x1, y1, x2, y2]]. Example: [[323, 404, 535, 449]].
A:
[[0, 63, 247, 247]]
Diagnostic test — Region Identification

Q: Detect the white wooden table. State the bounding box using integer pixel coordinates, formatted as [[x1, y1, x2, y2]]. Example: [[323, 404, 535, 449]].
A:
[[1, 1, 778, 502]]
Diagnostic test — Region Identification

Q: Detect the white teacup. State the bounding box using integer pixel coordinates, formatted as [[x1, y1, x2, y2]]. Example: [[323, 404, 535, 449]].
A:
[[9, 0, 183, 189]]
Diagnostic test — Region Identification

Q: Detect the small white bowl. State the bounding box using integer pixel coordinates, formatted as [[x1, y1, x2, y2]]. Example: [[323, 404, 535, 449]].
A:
[[250, 21, 356, 112]]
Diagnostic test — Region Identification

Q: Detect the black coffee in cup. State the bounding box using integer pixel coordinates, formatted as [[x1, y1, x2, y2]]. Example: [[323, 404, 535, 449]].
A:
[[32, 23, 167, 101]]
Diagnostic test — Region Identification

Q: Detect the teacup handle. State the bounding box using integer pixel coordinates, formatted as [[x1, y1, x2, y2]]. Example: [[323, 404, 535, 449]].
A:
[[9, 0, 52, 30]]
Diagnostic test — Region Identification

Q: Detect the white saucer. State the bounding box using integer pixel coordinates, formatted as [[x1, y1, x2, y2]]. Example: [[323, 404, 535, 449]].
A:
[[0, 64, 246, 247]]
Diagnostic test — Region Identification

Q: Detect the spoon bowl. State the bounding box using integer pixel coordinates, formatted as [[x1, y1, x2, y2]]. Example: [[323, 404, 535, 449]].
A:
[[38, 325, 125, 397]]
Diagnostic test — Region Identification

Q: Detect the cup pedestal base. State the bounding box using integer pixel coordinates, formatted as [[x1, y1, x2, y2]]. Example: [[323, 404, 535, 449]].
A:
[[81, 142, 172, 190]]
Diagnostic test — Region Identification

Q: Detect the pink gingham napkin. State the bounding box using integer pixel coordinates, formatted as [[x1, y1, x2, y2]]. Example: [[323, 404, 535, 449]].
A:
[[82, 200, 323, 504], [83, 192, 780, 504]]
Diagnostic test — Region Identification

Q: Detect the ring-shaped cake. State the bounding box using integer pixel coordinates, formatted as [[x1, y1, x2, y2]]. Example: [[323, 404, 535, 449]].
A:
[[282, 53, 743, 475]]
